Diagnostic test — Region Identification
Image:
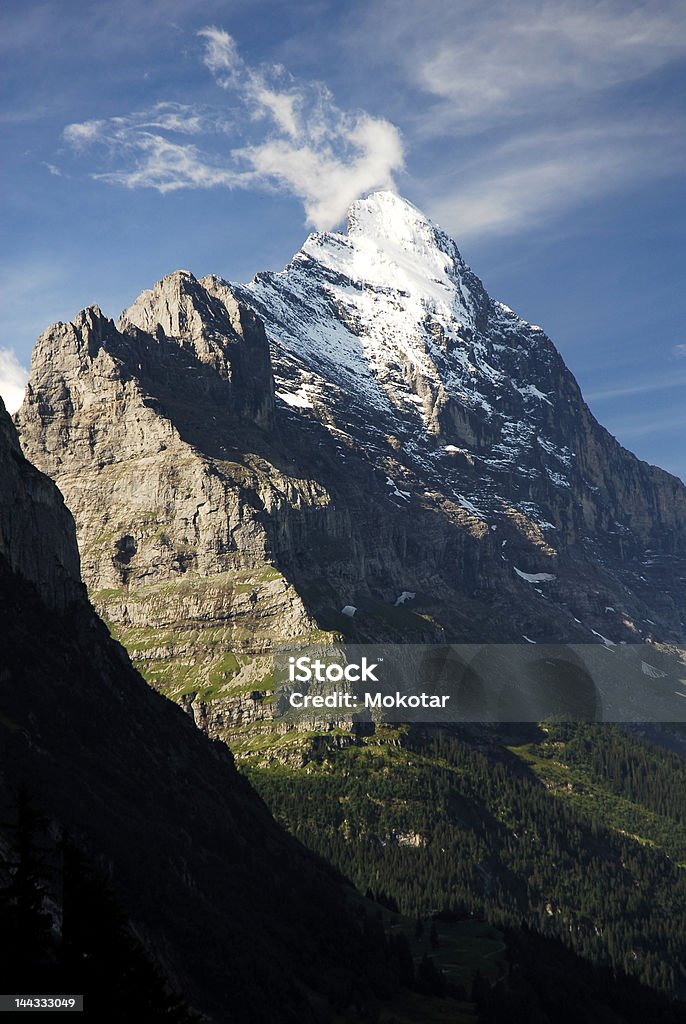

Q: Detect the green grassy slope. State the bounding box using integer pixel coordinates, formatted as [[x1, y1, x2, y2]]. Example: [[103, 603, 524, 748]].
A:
[[240, 722, 686, 997]]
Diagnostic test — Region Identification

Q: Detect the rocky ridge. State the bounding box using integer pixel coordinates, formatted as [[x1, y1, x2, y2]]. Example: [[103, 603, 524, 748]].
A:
[[15, 192, 686, 746], [17, 288, 325, 721], [236, 192, 686, 616]]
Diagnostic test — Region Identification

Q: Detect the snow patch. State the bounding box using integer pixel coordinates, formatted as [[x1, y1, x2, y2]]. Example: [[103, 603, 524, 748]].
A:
[[457, 495, 487, 520], [276, 390, 313, 409], [641, 661, 667, 679], [386, 477, 411, 501], [516, 383, 552, 406], [591, 629, 616, 647], [514, 567, 556, 583], [545, 468, 570, 488]]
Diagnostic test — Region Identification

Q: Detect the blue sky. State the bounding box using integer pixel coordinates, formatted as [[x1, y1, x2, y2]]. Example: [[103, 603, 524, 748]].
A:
[[1, 0, 685, 478]]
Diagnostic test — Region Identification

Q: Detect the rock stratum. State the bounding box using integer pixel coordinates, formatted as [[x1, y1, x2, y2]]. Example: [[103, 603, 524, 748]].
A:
[[15, 191, 686, 743]]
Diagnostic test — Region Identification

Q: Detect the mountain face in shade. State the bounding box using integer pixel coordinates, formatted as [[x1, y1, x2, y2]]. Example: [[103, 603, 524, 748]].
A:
[[0, 397, 397, 1022], [5, 394, 686, 1019], [14, 191, 686, 736], [0, 395, 83, 611]]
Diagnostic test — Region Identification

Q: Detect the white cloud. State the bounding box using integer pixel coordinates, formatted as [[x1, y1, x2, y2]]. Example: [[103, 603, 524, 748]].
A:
[[64, 119, 106, 147], [361, 0, 686, 127], [63, 103, 241, 193], [347, 0, 686, 239], [64, 102, 233, 145], [68, 111, 183, 143], [234, 113, 402, 230], [0, 349, 28, 414], [95, 135, 242, 193], [585, 371, 686, 403], [673, 344, 686, 358], [199, 25, 405, 227], [62, 32, 404, 230], [198, 25, 242, 85], [426, 117, 684, 239]]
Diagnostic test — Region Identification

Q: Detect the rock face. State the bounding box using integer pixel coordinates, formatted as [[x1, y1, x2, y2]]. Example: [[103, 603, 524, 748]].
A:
[[0, 396, 83, 610], [17, 281, 321, 710], [0, 398, 395, 1022], [15, 191, 686, 740], [120, 269, 275, 430]]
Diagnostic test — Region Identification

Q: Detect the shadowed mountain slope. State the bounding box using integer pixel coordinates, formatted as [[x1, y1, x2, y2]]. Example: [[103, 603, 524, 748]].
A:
[[0, 396, 399, 1022]]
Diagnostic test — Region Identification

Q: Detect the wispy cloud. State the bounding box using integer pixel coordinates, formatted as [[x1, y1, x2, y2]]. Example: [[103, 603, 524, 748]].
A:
[[64, 103, 232, 147], [362, 0, 686, 128], [602, 409, 686, 441], [62, 103, 239, 192], [586, 371, 686, 403], [0, 349, 28, 414], [62, 30, 404, 230], [62, 113, 236, 196], [348, 0, 686, 239], [673, 344, 686, 358], [426, 117, 685, 239]]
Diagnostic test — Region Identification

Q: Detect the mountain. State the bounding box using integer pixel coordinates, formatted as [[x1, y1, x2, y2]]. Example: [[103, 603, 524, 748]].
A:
[[0, 394, 416, 1022], [11, 191, 686, 1003], [15, 192, 686, 722], [234, 190, 686, 637]]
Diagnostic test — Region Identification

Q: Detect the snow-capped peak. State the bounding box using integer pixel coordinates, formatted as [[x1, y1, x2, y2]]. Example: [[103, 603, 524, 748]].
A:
[[346, 190, 439, 252], [234, 189, 567, 499], [299, 190, 476, 326]]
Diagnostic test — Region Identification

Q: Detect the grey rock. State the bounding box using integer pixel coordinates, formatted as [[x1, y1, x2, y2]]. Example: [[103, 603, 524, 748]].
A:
[[15, 192, 686, 744], [0, 395, 83, 609]]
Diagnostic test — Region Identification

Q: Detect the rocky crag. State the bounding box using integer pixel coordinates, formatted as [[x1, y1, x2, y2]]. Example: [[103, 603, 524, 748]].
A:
[[15, 192, 686, 748], [0, 393, 83, 611]]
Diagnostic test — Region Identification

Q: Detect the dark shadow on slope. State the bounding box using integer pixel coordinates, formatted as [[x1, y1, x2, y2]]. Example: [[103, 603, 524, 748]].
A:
[[0, 556, 407, 1022], [107, 324, 580, 645]]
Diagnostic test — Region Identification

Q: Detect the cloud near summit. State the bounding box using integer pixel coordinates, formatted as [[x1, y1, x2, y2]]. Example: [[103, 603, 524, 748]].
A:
[[62, 27, 404, 230], [0, 348, 28, 415]]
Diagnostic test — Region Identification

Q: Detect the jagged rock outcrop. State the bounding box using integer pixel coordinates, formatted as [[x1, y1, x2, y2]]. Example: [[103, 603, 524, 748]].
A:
[[15, 191, 686, 744], [120, 269, 275, 429], [17, 285, 322, 708]]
